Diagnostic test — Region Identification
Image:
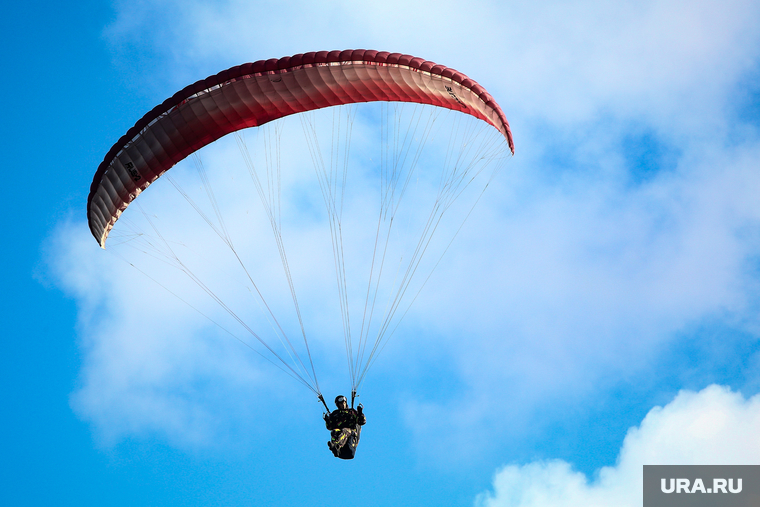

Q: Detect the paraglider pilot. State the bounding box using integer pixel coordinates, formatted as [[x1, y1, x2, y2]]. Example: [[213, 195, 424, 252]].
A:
[[324, 395, 366, 459]]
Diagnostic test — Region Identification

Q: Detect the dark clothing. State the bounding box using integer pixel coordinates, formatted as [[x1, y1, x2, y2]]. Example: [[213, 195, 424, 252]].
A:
[[325, 408, 366, 431], [326, 408, 366, 459]]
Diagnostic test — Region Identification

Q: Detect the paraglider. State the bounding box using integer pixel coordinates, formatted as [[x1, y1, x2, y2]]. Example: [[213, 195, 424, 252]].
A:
[[88, 50, 513, 458], [324, 395, 366, 459]]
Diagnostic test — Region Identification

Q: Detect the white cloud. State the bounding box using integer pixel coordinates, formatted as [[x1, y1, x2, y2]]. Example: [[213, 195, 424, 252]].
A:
[[51, 219, 291, 447], [475, 385, 760, 507], [396, 139, 760, 460]]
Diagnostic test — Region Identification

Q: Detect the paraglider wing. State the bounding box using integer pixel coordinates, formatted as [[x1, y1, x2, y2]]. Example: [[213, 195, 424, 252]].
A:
[[87, 49, 514, 248]]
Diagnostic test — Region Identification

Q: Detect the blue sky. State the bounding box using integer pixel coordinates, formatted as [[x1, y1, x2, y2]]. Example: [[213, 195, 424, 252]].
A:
[[5, 0, 760, 505]]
